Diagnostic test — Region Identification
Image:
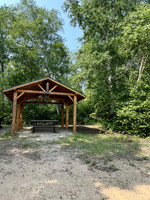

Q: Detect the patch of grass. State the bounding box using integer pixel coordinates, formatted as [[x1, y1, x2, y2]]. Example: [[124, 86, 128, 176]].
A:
[[85, 160, 91, 164], [129, 162, 135, 166], [59, 133, 140, 160], [104, 157, 113, 165], [108, 164, 119, 172], [22, 143, 29, 148], [91, 161, 97, 166], [143, 156, 149, 160], [136, 156, 149, 161], [0, 131, 18, 139]]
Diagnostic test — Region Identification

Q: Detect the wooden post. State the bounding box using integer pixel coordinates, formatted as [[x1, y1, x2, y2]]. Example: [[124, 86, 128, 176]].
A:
[[11, 91, 17, 136], [73, 95, 77, 134], [16, 103, 21, 131], [61, 104, 64, 128], [66, 104, 69, 130], [20, 104, 23, 129], [46, 82, 49, 93]]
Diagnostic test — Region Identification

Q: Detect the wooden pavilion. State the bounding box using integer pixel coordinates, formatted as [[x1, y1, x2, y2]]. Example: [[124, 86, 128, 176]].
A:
[[2, 77, 85, 136]]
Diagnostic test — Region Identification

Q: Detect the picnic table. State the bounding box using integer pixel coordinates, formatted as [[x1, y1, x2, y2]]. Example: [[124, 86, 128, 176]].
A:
[[31, 120, 59, 133]]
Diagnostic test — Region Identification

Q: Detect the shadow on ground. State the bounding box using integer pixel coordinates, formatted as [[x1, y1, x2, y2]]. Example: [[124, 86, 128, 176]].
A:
[[68, 125, 103, 135]]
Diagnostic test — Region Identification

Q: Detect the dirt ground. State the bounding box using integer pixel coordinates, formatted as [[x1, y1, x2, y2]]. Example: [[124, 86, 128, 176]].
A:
[[0, 126, 150, 200]]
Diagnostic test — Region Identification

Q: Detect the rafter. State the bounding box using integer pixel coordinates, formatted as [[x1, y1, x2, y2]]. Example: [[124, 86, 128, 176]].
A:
[[38, 84, 46, 92], [17, 92, 24, 100], [68, 95, 74, 102], [49, 85, 57, 92]]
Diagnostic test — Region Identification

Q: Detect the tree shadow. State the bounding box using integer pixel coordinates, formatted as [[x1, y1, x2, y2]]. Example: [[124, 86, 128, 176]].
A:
[[68, 125, 103, 135]]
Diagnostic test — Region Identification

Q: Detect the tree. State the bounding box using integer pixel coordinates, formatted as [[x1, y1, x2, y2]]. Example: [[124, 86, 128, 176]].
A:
[[64, 0, 150, 136], [0, 0, 71, 124], [114, 4, 150, 136], [6, 0, 70, 85], [0, 6, 15, 115]]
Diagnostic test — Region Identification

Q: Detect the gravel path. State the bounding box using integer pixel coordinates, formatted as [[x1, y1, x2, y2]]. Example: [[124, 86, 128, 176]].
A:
[[0, 128, 104, 200], [0, 127, 150, 200]]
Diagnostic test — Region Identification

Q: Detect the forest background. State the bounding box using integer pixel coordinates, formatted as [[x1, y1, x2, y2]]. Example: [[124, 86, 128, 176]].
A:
[[0, 0, 150, 137]]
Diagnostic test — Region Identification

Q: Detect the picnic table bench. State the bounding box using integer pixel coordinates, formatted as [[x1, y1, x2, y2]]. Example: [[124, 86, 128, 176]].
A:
[[31, 120, 58, 133]]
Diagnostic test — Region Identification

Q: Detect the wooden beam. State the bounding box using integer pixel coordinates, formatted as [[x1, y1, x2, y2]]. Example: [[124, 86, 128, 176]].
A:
[[11, 91, 17, 136], [46, 82, 49, 93], [3, 78, 48, 93], [19, 97, 28, 104], [66, 104, 69, 130], [68, 95, 74, 102], [61, 104, 64, 128], [23, 101, 61, 104], [73, 95, 77, 135], [49, 85, 57, 92], [39, 96, 44, 100], [20, 104, 23, 129], [50, 92, 74, 96], [16, 103, 21, 131], [60, 100, 67, 106], [17, 92, 24, 100], [17, 89, 45, 94], [25, 96, 44, 101], [38, 84, 46, 92], [25, 97, 66, 102], [47, 97, 67, 101], [17, 89, 75, 96]]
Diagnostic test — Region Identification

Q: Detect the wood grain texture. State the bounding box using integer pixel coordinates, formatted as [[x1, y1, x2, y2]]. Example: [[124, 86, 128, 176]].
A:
[[61, 104, 64, 128], [73, 95, 77, 134], [11, 91, 17, 136], [66, 104, 69, 130]]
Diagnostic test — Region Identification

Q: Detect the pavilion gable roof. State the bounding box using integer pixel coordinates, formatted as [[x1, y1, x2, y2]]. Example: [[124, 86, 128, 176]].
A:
[[2, 77, 85, 105]]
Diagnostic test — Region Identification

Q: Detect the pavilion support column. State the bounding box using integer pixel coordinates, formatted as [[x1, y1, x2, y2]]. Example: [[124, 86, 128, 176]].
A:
[[46, 82, 49, 93], [11, 91, 17, 136], [66, 104, 69, 130], [16, 103, 21, 131], [20, 104, 24, 129], [61, 104, 64, 128], [73, 95, 77, 135]]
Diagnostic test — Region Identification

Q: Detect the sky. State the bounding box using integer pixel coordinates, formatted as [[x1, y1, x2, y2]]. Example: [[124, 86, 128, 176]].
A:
[[0, 0, 83, 52]]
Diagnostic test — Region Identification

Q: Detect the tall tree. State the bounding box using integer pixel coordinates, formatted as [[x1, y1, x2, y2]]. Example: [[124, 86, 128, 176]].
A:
[[0, 0, 71, 123], [114, 4, 150, 136], [64, 0, 150, 135], [0, 6, 15, 115], [6, 0, 70, 85]]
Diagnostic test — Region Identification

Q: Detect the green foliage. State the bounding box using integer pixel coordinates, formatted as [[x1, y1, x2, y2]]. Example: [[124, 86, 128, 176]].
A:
[[0, 130, 15, 138], [64, 0, 150, 136], [0, 131, 10, 138], [23, 104, 61, 124], [0, 0, 71, 124]]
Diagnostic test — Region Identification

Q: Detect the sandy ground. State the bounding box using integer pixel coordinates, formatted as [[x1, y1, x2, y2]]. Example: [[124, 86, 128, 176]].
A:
[[0, 127, 150, 200]]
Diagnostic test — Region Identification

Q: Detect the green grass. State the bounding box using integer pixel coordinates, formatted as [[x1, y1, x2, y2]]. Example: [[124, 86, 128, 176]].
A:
[[0, 131, 18, 139], [59, 133, 141, 162]]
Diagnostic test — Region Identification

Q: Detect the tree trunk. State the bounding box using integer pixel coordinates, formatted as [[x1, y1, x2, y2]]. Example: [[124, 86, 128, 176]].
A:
[[137, 55, 148, 86]]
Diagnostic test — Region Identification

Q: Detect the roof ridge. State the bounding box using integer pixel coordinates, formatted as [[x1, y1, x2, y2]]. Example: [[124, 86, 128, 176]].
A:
[[2, 76, 85, 97]]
